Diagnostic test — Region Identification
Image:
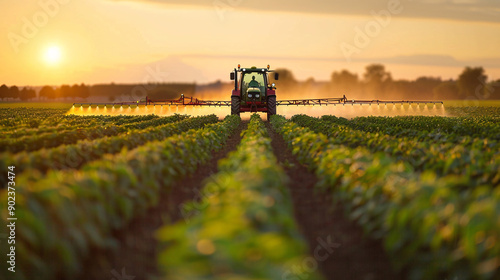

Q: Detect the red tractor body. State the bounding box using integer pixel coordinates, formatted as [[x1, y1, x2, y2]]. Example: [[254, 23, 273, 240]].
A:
[[230, 65, 279, 120]]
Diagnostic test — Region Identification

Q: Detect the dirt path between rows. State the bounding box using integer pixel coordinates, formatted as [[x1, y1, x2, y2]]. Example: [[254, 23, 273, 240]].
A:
[[77, 121, 247, 280], [266, 122, 402, 280]]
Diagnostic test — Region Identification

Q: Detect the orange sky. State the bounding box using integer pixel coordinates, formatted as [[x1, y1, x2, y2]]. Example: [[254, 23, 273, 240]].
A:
[[1, 0, 499, 86]]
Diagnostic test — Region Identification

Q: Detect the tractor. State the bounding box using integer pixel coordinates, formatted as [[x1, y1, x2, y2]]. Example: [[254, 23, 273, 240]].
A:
[[230, 65, 279, 120]]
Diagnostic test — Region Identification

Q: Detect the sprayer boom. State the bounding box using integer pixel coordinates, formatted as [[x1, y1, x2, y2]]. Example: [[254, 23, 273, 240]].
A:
[[73, 94, 442, 108], [276, 95, 443, 106]]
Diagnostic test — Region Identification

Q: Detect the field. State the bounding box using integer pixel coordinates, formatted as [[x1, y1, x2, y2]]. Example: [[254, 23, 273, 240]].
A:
[[0, 104, 499, 280]]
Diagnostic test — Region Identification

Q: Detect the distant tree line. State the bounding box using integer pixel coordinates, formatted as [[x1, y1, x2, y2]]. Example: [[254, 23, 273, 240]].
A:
[[0, 84, 90, 101], [0, 85, 36, 101], [2, 67, 499, 101], [90, 83, 195, 102], [39, 84, 90, 100], [273, 64, 500, 100], [0, 83, 194, 102]]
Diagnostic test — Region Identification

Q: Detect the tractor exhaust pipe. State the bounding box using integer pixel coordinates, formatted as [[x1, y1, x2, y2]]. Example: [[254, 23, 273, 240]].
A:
[[234, 69, 238, 90], [230, 69, 238, 90]]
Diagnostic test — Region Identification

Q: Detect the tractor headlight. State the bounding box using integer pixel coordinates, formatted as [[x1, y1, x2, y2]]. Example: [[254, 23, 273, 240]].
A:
[[255, 94, 260, 98], [248, 93, 253, 98]]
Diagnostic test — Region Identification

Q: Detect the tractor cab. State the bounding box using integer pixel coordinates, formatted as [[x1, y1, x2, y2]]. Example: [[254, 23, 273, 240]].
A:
[[230, 65, 279, 120], [242, 73, 266, 101]]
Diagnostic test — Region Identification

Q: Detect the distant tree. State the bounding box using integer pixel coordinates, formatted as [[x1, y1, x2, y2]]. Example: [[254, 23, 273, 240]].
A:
[[0, 84, 9, 100], [305, 77, 315, 84], [414, 77, 442, 100], [77, 83, 90, 99], [272, 68, 297, 88], [19, 87, 36, 101], [491, 79, 500, 100], [363, 64, 392, 98], [363, 64, 392, 84], [433, 81, 459, 100], [457, 67, 487, 99], [331, 69, 359, 94], [71, 84, 80, 99], [386, 79, 413, 100], [304, 77, 315, 86], [300, 77, 316, 93], [59, 85, 72, 99], [483, 79, 500, 100], [9, 86, 19, 99], [39, 86, 56, 99]]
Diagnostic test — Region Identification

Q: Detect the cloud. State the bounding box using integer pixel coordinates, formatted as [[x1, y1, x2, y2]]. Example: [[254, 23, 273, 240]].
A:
[[111, 0, 500, 23]]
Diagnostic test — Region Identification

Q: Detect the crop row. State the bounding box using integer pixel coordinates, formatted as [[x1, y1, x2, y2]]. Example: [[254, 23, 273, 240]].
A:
[[0, 115, 241, 280], [271, 115, 500, 280], [156, 114, 321, 280], [291, 115, 500, 187], [0, 114, 188, 154], [49, 113, 158, 127], [320, 115, 500, 140], [0, 115, 217, 187], [0, 114, 160, 139], [119, 113, 187, 130], [302, 115, 499, 148], [0, 107, 68, 128], [0, 109, 161, 133], [446, 106, 500, 117]]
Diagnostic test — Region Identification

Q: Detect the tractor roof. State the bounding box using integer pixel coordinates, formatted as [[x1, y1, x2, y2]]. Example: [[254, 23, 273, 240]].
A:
[[239, 66, 272, 73]]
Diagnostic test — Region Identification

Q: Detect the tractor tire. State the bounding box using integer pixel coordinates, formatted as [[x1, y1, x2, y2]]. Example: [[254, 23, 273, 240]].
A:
[[231, 96, 240, 116], [267, 95, 276, 121]]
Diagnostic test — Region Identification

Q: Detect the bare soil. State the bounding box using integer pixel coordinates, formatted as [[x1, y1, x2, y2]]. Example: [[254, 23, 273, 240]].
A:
[[265, 122, 403, 280]]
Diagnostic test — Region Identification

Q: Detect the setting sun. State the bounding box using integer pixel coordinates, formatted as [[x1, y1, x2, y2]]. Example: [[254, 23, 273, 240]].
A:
[[44, 46, 62, 65]]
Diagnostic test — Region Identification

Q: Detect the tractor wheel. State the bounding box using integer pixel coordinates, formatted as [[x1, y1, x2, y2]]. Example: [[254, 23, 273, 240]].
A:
[[231, 96, 240, 116], [267, 95, 276, 121]]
